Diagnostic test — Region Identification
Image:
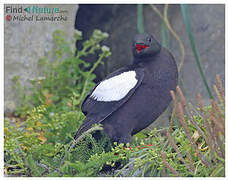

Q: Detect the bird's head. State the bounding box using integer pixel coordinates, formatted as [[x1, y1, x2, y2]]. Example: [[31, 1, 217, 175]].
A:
[[132, 33, 161, 60]]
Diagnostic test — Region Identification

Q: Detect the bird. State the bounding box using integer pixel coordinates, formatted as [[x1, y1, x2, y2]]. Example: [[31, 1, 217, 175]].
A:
[[74, 33, 178, 144]]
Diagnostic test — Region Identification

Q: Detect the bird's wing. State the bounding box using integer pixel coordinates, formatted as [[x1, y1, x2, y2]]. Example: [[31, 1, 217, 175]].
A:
[[74, 66, 144, 140]]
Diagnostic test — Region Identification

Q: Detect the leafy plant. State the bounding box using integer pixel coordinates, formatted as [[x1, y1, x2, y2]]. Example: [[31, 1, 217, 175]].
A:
[[4, 29, 112, 177], [114, 75, 224, 177], [12, 29, 111, 117]]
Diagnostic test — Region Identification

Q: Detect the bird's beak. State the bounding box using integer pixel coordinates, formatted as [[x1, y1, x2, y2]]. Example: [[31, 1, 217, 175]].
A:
[[136, 44, 149, 53]]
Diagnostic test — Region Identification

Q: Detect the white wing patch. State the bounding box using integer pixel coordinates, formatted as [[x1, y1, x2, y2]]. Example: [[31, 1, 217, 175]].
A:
[[91, 71, 138, 102]]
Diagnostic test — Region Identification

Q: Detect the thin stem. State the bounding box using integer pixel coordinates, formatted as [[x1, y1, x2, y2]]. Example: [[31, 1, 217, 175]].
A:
[[137, 4, 144, 33], [150, 5, 185, 72], [15, 140, 32, 176], [79, 53, 105, 105], [114, 153, 148, 177]]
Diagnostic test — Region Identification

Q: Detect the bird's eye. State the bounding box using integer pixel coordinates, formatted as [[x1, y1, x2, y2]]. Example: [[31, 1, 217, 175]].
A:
[[147, 37, 152, 42]]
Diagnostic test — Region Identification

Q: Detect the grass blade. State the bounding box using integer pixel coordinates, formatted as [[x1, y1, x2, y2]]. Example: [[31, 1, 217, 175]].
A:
[[181, 4, 213, 99], [137, 4, 144, 33]]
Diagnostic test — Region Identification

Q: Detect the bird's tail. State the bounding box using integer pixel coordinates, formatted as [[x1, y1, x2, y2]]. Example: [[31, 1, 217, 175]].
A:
[[74, 124, 91, 141], [74, 118, 103, 141]]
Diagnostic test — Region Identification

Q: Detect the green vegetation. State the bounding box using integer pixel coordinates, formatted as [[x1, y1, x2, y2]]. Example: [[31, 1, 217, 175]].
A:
[[12, 29, 110, 117], [5, 29, 114, 177], [137, 4, 144, 33], [4, 29, 224, 177], [114, 84, 225, 177]]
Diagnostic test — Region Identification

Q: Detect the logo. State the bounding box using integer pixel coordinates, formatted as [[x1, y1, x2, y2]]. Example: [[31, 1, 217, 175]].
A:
[[5, 5, 68, 22], [24, 7, 30, 13], [5, 6, 23, 13], [5, 5, 62, 14], [23, 6, 60, 14], [6, 15, 12, 21]]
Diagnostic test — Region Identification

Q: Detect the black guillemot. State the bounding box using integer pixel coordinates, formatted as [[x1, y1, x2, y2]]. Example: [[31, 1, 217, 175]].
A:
[[74, 33, 178, 144]]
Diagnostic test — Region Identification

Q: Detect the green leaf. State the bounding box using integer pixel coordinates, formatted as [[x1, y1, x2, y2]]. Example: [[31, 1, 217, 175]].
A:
[[27, 154, 41, 176], [137, 4, 144, 33]]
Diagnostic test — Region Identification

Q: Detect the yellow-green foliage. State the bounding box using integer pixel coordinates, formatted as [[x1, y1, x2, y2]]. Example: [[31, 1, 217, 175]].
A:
[[113, 85, 225, 177], [72, 130, 112, 163], [5, 29, 113, 177]]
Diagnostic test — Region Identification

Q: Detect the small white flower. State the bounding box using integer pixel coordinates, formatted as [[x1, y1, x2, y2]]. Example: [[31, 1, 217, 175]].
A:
[[95, 29, 102, 35], [96, 44, 101, 49], [101, 45, 110, 52], [29, 76, 46, 81], [37, 76, 46, 81], [102, 32, 109, 38]]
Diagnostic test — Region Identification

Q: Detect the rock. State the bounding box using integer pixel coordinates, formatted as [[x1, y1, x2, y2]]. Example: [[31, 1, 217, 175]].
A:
[[4, 4, 78, 113], [168, 4, 225, 105]]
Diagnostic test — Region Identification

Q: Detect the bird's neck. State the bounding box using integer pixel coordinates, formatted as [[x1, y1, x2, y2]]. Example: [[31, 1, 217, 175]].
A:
[[133, 54, 159, 66]]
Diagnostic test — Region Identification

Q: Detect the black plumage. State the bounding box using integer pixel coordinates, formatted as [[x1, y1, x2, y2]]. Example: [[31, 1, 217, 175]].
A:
[[75, 33, 178, 144]]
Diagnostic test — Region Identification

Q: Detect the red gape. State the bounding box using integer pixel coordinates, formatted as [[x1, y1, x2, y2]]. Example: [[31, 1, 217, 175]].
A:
[[136, 44, 149, 53]]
